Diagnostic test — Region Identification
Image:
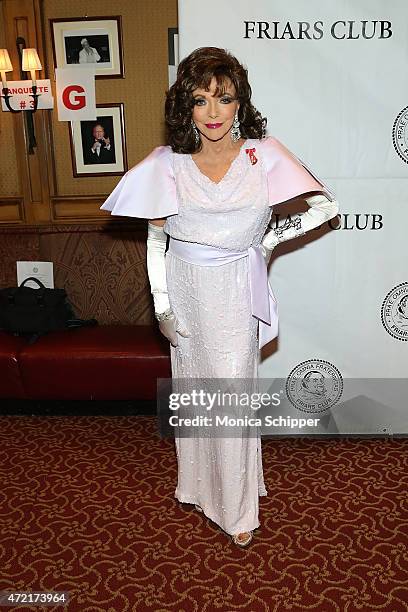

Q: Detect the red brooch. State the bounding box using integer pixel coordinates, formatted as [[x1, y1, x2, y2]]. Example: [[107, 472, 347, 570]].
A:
[[245, 148, 258, 165]]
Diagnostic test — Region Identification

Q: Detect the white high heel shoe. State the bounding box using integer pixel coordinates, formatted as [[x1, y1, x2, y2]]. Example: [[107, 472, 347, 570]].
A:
[[232, 531, 253, 547], [194, 504, 253, 547]]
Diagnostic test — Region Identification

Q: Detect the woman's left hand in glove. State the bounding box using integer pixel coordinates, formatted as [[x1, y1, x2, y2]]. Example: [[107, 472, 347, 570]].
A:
[[260, 193, 339, 265]]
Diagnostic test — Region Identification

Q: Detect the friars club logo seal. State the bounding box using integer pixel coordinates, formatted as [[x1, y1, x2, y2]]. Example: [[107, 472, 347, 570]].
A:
[[381, 282, 408, 341], [286, 359, 343, 413], [392, 106, 408, 165]]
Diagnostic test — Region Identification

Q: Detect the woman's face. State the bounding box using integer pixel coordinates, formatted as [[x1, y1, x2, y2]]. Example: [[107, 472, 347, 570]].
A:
[[191, 76, 239, 142]]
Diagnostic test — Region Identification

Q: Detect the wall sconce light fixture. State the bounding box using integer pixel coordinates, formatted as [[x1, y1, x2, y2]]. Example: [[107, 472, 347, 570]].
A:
[[22, 47, 42, 106], [0, 48, 13, 90], [0, 39, 42, 153]]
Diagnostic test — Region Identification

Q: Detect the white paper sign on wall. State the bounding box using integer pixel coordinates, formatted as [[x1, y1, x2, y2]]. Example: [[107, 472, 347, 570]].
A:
[[55, 66, 96, 121], [1, 80, 54, 111]]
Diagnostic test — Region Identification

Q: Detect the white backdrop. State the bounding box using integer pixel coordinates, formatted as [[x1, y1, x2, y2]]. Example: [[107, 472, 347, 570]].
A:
[[177, 1, 408, 431]]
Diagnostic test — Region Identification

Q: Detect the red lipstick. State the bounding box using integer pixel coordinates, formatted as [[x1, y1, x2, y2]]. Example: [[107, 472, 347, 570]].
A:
[[205, 123, 223, 129]]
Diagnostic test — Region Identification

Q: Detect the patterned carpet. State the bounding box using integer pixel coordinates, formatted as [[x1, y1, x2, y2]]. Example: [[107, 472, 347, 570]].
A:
[[0, 415, 407, 611]]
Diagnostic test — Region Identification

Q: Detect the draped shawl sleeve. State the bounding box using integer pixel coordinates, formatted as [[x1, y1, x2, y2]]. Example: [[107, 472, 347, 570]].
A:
[[258, 136, 336, 206], [100, 145, 178, 219]]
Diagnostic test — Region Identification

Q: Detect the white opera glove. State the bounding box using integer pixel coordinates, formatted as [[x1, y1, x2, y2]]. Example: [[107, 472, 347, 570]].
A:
[[260, 194, 339, 264], [146, 222, 191, 347]]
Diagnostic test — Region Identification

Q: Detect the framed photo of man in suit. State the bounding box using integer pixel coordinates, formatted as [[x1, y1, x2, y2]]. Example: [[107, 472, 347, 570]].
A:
[[69, 103, 127, 177]]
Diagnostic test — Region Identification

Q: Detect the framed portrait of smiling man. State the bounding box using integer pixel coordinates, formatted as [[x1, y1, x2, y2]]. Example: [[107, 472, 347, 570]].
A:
[[69, 103, 127, 177], [50, 16, 124, 78]]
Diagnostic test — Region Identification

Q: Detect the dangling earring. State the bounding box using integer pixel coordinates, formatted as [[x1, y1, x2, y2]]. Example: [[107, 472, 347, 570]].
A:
[[230, 110, 241, 143], [191, 120, 200, 145]]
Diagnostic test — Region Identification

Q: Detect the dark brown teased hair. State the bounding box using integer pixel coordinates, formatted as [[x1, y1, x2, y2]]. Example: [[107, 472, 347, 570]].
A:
[[165, 46, 267, 153]]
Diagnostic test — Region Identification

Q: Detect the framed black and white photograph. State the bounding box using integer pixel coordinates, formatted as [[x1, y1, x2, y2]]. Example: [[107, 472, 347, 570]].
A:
[[168, 27, 179, 87], [50, 16, 124, 78], [69, 103, 127, 177]]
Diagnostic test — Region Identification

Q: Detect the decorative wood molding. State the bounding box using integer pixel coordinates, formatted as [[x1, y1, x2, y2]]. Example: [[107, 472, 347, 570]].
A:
[[1, 0, 52, 224], [0, 221, 147, 234], [0, 196, 25, 224], [50, 195, 146, 228]]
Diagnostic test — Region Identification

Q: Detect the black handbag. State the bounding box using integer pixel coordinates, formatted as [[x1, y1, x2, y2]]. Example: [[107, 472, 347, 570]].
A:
[[0, 276, 98, 344]]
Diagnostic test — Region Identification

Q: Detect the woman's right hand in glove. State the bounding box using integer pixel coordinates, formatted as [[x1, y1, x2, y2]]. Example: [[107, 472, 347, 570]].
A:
[[156, 308, 191, 347], [146, 221, 191, 347]]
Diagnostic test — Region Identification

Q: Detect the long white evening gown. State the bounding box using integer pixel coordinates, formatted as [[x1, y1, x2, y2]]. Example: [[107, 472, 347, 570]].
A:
[[163, 138, 272, 536]]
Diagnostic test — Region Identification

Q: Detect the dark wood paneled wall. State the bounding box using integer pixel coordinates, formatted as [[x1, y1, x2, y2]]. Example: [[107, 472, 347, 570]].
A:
[[0, 0, 177, 227]]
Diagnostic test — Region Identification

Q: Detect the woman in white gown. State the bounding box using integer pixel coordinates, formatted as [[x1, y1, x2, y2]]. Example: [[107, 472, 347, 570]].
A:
[[100, 47, 339, 547]]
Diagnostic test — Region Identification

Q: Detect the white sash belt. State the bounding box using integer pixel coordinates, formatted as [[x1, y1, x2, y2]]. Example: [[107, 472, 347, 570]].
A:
[[167, 237, 278, 349]]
